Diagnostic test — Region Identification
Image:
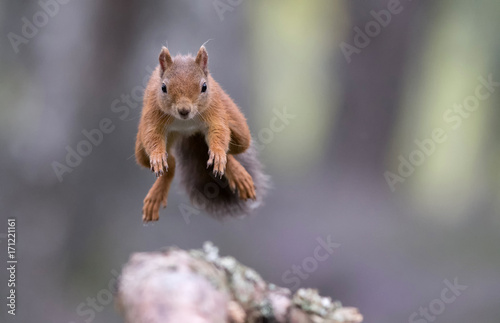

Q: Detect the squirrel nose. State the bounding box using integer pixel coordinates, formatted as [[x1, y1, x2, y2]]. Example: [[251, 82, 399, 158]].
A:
[[178, 107, 190, 117]]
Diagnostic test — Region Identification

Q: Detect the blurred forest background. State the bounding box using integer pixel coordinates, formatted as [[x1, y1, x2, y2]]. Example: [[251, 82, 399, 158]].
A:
[[1, 0, 500, 322]]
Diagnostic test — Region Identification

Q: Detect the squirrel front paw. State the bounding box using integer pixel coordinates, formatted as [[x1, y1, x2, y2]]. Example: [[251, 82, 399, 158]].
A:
[[207, 149, 227, 177], [149, 151, 168, 177]]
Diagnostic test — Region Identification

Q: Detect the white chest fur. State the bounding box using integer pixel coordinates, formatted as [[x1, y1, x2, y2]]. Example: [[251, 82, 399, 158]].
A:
[[167, 116, 207, 136]]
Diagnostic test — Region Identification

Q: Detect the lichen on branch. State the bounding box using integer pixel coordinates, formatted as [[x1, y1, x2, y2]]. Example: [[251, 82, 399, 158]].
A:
[[116, 242, 363, 323]]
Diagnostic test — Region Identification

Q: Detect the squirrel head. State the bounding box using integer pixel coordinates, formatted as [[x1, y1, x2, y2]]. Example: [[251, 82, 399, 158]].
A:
[[156, 46, 210, 120]]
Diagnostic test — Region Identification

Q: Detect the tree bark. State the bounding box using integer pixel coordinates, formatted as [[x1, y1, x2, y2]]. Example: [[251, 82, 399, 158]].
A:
[[116, 242, 363, 323]]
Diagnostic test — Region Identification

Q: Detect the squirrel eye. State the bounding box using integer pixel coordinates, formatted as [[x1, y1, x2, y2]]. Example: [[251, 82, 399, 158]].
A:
[[201, 82, 207, 93], [161, 83, 167, 93]]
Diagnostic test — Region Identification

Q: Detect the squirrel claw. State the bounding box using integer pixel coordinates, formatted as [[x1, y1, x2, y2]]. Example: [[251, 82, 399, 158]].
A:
[[228, 181, 236, 193], [207, 149, 227, 177], [150, 152, 168, 177]]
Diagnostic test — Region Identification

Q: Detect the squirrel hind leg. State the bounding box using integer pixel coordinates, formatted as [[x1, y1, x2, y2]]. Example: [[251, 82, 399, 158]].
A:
[[228, 127, 251, 155], [143, 175, 168, 222], [225, 155, 256, 201], [175, 134, 269, 218], [135, 139, 150, 168], [142, 155, 176, 222]]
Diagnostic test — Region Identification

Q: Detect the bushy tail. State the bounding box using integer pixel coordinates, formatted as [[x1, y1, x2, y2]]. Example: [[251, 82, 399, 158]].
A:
[[174, 133, 270, 218]]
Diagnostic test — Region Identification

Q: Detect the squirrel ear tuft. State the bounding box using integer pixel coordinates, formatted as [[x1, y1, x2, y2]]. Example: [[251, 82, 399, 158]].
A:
[[195, 46, 209, 75], [159, 46, 173, 73]]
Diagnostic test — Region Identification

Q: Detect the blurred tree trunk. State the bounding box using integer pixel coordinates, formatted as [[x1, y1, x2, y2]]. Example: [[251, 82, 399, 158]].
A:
[[331, 0, 431, 176], [64, 0, 148, 275]]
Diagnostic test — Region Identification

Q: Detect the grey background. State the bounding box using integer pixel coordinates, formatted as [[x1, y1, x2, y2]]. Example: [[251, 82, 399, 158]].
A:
[[1, 0, 499, 322]]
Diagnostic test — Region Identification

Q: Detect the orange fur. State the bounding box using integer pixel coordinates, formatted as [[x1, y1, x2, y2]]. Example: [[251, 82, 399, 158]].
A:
[[135, 46, 255, 222]]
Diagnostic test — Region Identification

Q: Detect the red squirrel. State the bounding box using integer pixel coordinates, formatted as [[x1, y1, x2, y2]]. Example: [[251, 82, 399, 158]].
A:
[[135, 46, 268, 222]]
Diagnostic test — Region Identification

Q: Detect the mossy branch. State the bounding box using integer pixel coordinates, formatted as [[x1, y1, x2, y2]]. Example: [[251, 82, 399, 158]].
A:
[[116, 242, 363, 323]]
